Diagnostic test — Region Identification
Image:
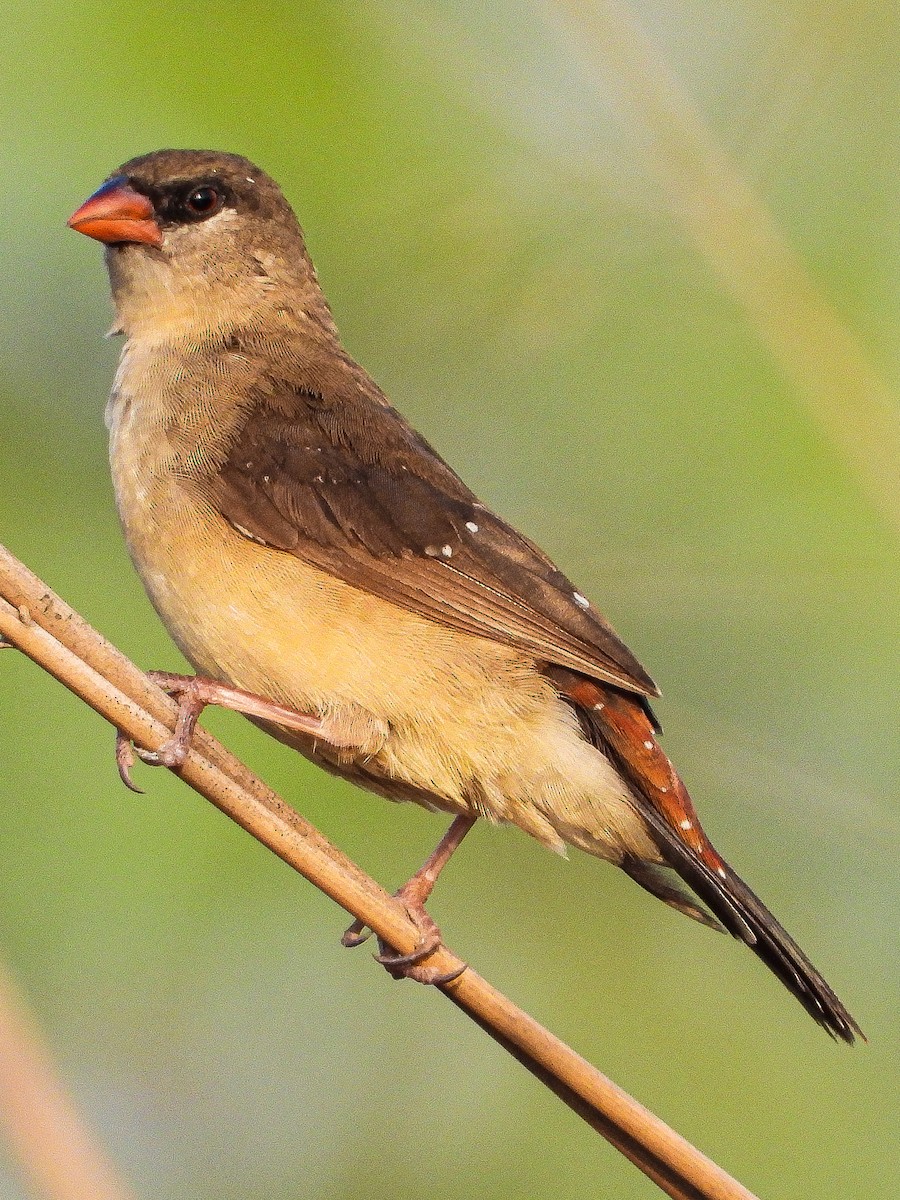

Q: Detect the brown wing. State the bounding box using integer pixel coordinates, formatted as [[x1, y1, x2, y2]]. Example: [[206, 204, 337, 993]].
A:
[[204, 358, 658, 698]]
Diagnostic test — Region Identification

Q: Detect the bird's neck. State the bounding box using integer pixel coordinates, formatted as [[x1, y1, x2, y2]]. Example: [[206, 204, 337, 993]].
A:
[[106, 242, 336, 348]]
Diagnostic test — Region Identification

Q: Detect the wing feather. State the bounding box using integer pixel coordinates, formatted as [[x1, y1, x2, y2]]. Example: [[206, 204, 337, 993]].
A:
[[205, 365, 658, 697]]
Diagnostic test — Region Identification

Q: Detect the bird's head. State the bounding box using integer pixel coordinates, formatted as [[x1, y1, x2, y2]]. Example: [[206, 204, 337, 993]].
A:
[[68, 149, 328, 339]]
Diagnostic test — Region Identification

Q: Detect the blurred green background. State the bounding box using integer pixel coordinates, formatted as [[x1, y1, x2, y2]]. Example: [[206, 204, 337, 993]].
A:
[[0, 2, 897, 1197]]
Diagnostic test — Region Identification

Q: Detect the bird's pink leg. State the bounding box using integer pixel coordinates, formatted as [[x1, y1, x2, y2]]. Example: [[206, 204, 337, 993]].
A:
[[343, 813, 476, 985], [116, 671, 324, 791]]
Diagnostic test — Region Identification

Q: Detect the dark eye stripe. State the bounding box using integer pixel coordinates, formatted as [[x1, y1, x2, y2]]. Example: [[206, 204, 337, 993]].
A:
[[146, 180, 228, 225]]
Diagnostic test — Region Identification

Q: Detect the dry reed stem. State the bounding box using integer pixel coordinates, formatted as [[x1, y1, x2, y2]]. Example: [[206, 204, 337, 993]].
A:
[[0, 542, 758, 1200], [0, 962, 139, 1200], [559, 0, 900, 537]]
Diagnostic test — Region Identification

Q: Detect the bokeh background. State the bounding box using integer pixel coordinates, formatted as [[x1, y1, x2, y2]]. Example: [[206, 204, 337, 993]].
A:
[[0, 2, 897, 1197]]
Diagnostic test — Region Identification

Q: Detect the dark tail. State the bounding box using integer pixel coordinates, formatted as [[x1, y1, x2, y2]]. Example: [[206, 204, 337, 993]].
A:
[[639, 800, 864, 1043]]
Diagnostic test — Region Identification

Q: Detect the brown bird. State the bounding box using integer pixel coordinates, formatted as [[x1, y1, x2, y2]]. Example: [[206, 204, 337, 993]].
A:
[[68, 149, 860, 1040]]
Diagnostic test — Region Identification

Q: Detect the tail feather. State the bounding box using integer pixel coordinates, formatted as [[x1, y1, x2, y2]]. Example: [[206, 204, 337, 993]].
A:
[[550, 668, 864, 1042], [635, 799, 864, 1043], [620, 855, 725, 931]]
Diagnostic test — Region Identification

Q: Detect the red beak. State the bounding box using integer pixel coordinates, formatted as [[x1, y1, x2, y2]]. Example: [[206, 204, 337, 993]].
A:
[[68, 177, 163, 248]]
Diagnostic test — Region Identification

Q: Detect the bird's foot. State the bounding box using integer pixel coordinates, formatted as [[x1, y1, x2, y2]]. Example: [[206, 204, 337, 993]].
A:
[[374, 899, 467, 986], [342, 879, 466, 986], [115, 671, 324, 790], [341, 814, 474, 984]]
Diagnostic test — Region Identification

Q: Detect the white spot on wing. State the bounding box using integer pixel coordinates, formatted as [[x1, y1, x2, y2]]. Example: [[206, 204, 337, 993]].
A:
[[466, 521, 479, 533], [573, 592, 590, 609], [441, 544, 453, 558], [679, 818, 692, 830], [643, 739, 653, 750], [229, 520, 268, 546]]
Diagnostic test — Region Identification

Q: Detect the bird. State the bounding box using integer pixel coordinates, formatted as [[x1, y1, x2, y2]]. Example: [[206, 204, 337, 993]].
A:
[[68, 149, 861, 1040]]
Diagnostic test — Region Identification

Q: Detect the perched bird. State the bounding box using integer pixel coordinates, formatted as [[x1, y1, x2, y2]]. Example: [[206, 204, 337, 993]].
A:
[[69, 149, 860, 1039]]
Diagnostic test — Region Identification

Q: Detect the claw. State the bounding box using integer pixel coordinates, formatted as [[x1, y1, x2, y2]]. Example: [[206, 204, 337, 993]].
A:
[[115, 732, 145, 794], [406, 960, 468, 986], [133, 741, 189, 769], [374, 912, 472, 988], [342, 893, 468, 986], [340, 919, 373, 949], [374, 934, 441, 970]]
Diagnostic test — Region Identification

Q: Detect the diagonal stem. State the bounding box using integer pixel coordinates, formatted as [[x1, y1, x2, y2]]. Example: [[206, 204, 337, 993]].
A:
[[0, 541, 758, 1200]]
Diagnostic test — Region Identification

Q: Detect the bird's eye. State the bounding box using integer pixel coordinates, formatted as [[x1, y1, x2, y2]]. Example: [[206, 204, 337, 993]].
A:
[[182, 185, 222, 219]]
